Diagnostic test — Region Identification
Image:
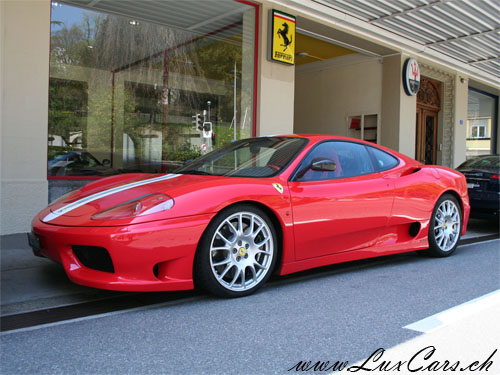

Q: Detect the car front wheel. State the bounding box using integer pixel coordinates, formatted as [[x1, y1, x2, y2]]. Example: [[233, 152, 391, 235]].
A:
[[194, 205, 278, 297], [428, 194, 462, 257]]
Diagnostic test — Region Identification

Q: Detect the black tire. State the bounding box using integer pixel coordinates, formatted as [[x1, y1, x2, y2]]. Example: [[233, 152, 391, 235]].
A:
[[427, 193, 462, 257], [194, 204, 278, 298]]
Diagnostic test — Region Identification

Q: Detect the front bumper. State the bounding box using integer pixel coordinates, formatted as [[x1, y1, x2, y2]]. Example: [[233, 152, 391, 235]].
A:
[[31, 213, 214, 292]]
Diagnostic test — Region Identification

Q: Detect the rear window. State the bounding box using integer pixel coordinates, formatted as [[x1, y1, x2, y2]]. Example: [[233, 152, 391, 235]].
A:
[[459, 156, 500, 170], [368, 147, 399, 172]]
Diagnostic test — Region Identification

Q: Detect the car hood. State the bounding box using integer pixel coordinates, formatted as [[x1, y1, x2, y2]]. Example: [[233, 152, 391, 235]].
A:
[[38, 173, 285, 227]]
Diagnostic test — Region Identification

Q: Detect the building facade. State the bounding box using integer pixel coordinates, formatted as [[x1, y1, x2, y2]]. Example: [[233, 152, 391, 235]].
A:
[[1, 0, 499, 235]]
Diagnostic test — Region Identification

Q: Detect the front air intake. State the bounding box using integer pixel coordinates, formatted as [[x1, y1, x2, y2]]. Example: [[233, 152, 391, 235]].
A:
[[72, 246, 114, 273]]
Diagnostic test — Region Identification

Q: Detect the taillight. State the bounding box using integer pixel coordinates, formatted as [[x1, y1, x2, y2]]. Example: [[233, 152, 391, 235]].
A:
[[491, 174, 500, 180]]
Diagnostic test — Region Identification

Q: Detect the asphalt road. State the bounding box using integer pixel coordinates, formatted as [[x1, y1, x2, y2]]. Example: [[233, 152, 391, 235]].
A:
[[1, 239, 499, 374]]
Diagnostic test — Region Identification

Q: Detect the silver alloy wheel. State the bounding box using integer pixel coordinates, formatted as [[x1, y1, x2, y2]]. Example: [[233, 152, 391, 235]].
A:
[[433, 199, 461, 252], [209, 211, 274, 292]]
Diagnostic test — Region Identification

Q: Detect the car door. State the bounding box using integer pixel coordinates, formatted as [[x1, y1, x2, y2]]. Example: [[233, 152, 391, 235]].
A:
[[288, 141, 395, 261]]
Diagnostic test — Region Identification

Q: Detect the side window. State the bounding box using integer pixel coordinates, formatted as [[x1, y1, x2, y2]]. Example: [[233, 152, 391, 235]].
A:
[[296, 141, 375, 181], [368, 147, 399, 171], [336, 142, 374, 178]]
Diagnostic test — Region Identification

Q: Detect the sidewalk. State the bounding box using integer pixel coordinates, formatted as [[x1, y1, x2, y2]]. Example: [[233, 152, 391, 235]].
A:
[[1, 218, 498, 316], [339, 290, 500, 374], [0, 234, 126, 316]]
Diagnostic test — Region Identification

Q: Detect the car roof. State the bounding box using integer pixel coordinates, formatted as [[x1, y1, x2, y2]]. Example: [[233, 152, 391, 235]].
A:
[[467, 154, 499, 159], [274, 134, 373, 142], [270, 134, 418, 166]]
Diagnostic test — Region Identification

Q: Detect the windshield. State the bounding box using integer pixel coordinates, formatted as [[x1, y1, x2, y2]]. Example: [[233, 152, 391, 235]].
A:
[[459, 155, 500, 170], [176, 137, 307, 177]]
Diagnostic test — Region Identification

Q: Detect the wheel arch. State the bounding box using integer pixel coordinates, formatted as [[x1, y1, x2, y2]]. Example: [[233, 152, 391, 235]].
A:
[[426, 189, 464, 257], [199, 200, 285, 274], [438, 189, 465, 219], [434, 189, 468, 237]]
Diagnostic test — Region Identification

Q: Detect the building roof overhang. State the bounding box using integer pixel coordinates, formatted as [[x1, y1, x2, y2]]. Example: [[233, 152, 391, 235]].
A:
[[271, 0, 500, 89]]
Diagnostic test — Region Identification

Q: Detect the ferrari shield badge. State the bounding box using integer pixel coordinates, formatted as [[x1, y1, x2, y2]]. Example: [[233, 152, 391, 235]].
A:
[[272, 183, 284, 194], [269, 10, 295, 65]]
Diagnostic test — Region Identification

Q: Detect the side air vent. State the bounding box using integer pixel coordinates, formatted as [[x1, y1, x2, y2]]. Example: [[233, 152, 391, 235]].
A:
[[153, 264, 159, 279], [409, 222, 421, 237], [401, 167, 422, 177], [400, 167, 421, 177]]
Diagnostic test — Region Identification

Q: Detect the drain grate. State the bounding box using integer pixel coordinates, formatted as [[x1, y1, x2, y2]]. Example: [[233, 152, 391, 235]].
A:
[[1, 291, 196, 332], [459, 234, 499, 246]]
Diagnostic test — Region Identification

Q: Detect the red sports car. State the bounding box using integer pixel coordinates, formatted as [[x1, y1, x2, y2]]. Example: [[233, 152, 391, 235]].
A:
[[29, 135, 470, 297]]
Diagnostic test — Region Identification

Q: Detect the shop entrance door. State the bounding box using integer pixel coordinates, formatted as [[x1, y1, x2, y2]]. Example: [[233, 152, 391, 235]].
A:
[[415, 77, 441, 165], [416, 108, 438, 164]]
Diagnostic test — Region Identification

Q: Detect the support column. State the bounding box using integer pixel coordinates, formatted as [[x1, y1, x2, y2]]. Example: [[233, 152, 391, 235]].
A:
[[453, 76, 468, 167], [256, 3, 295, 136], [1, 0, 50, 234], [381, 54, 417, 158]]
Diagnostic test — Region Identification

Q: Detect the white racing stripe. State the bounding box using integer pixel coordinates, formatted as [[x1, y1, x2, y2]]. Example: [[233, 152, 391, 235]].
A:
[[42, 174, 181, 222]]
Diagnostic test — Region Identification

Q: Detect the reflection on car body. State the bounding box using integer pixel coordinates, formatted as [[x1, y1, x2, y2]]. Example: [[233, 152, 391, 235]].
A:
[[48, 150, 112, 176]]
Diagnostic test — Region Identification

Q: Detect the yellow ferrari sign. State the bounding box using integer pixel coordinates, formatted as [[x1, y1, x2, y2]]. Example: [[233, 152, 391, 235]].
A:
[[269, 10, 295, 65]]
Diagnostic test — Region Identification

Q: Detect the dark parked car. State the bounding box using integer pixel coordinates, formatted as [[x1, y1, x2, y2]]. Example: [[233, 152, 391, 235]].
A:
[[48, 151, 113, 176], [457, 155, 500, 219]]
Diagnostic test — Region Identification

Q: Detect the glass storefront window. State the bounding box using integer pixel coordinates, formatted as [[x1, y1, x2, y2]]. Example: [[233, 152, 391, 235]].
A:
[[466, 89, 498, 158], [48, 1, 256, 177]]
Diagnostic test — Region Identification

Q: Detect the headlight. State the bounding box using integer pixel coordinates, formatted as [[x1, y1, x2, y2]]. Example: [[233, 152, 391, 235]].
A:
[[92, 193, 174, 220]]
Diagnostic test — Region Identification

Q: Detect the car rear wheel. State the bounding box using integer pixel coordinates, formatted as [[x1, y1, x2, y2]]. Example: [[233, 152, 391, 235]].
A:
[[427, 194, 462, 257], [194, 205, 277, 297]]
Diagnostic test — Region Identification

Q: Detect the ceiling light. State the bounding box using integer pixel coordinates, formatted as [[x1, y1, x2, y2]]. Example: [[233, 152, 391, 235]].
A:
[[296, 52, 324, 61]]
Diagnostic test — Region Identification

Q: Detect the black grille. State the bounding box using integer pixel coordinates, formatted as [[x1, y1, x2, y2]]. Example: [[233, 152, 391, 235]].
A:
[[72, 246, 114, 273]]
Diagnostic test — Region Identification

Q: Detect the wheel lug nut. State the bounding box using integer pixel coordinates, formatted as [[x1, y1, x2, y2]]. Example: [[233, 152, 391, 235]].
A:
[[238, 241, 242, 246], [244, 254, 248, 259], [233, 249, 237, 254], [236, 256, 241, 261], [245, 244, 249, 249]]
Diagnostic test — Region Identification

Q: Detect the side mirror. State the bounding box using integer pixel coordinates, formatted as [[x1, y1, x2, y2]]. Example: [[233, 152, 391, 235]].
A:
[[295, 158, 336, 180], [311, 158, 336, 172], [102, 159, 111, 166]]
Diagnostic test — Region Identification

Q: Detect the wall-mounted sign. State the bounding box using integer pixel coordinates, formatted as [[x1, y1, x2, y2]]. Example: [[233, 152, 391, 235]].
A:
[[403, 58, 420, 96], [350, 118, 361, 129], [269, 10, 295, 65]]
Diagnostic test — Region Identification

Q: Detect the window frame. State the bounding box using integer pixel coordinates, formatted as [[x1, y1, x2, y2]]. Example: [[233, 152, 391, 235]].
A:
[[290, 140, 397, 182], [467, 86, 498, 155], [47, 0, 260, 180], [469, 118, 489, 139]]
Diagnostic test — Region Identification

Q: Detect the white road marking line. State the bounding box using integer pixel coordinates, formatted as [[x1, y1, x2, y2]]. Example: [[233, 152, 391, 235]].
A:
[[42, 174, 180, 222], [404, 289, 500, 333]]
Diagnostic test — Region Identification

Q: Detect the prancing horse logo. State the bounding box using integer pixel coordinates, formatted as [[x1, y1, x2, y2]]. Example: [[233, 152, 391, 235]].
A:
[[272, 183, 284, 194], [277, 22, 293, 52]]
